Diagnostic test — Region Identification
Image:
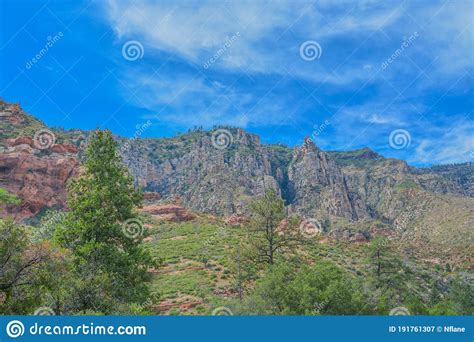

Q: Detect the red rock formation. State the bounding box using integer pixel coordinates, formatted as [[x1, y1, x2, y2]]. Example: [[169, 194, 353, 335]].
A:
[[140, 204, 195, 222], [143, 191, 161, 201], [50, 144, 78, 154], [0, 147, 79, 220], [0, 102, 25, 125], [5, 136, 34, 147]]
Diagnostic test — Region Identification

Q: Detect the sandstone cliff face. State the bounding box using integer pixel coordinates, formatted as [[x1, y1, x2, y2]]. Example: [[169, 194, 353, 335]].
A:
[[418, 163, 473, 197], [0, 143, 79, 220]]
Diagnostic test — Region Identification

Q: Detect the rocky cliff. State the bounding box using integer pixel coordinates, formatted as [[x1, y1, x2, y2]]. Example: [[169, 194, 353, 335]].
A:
[[287, 137, 368, 221], [1, 100, 472, 240], [119, 128, 280, 216]]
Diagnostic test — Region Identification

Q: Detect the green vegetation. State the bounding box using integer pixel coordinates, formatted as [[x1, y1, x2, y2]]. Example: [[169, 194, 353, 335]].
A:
[[0, 126, 471, 316], [55, 130, 155, 313], [329, 148, 383, 168], [0, 188, 21, 205], [240, 261, 370, 315], [395, 178, 421, 191], [1, 130, 156, 315], [243, 190, 301, 265]]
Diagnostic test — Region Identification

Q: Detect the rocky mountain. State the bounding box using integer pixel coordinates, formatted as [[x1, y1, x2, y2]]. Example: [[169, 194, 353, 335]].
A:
[[1, 100, 473, 245]]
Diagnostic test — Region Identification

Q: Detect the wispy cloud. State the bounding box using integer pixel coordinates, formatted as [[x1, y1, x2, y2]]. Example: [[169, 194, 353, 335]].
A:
[[413, 117, 474, 165], [101, 0, 473, 165]]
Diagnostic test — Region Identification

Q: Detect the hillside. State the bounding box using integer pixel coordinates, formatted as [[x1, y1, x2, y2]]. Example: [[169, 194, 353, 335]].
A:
[[1, 99, 473, 315]]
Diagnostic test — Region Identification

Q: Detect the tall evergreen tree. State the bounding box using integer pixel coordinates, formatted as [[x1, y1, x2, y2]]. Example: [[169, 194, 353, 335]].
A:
[[56, 129, 154, 313]]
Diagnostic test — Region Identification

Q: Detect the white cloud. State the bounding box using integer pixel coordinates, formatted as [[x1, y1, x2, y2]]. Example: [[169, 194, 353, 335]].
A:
[[103, 0, 473, 83], [412, 118, 474, 164], [102, 0, 416, 83]]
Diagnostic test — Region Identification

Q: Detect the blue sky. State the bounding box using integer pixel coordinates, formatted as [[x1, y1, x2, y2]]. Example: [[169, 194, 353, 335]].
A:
[[0, 0, 472, 166]]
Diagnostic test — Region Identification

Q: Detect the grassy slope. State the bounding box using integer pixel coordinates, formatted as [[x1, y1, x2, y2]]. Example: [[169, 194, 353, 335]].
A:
[[141, 211, 472, 315]]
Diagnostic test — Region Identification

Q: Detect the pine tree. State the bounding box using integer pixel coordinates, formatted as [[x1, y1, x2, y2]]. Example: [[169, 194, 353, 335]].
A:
[[56, 129, 154, 313], [367, 237, 403, 292], [245, 190, 301, 265]]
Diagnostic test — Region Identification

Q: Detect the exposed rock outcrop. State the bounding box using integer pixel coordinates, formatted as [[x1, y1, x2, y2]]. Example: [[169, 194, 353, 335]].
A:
[[143, 191, 161, 201], [288, 137, 368, 220], [141, 204, 195, 222], [0, 146, 79, 220], [121, 128, 281, 216]]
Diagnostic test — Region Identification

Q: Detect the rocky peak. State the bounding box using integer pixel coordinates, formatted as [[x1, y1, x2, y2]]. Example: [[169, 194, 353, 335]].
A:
[[287, 139, 368, 220], [234, 128, 260, 146]]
